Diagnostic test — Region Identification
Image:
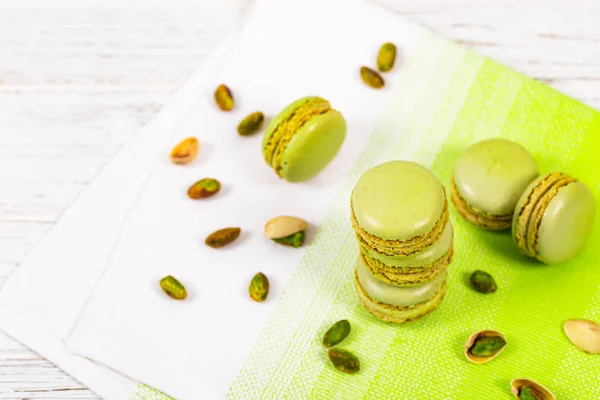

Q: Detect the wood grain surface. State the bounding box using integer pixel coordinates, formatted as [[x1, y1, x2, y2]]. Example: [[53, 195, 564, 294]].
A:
[[1, 0, 599, 398]]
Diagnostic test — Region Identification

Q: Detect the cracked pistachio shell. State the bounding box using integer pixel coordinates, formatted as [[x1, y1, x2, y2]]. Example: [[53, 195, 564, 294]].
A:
[[159, 275, 187, 300], [249, 272, 269, 302], [328, 348, 360, 374], [470, 270, 497, 294], [237, 112, 265, 136], [170, 137, 199, 165], [205, 227, 241, 248], [323, 320, 351, 347], [511, 379, 555, 400], [465, 330, 506, 364], [264, 216, 308, 239], [564, 319, 600, 354], [188, 178, 221, 199], [273, 231, 305, 248], [360, 66, 384, 89], [214, 84, 234, 111], [377, 42, 397, 72]]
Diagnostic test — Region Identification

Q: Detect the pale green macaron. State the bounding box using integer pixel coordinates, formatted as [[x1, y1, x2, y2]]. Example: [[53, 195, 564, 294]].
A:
[[512, 172, 596, 264], [262, 96, 347, 182], [452, 138, 538, 230]]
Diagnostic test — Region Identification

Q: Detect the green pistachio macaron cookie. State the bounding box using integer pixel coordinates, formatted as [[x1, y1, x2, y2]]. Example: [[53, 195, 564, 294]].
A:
[[512, 172, 596, 264], [262, 96, 347, 182], [351, 161, 449, 257], [452, 138, 538, 230], [354, 261, 447, 323]]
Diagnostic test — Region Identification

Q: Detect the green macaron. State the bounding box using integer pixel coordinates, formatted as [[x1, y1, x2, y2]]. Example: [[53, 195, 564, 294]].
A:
[[452, 138, 539, 230], [512, 172, 596, 264], [262, 96, 346, 182]]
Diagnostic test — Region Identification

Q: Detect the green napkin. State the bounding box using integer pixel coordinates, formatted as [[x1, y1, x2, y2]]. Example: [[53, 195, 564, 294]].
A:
[[227, 31, 600, 399]]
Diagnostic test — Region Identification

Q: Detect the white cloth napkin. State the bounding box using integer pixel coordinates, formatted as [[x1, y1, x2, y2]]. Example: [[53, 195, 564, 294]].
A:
[[0, 31, 238, 399], [64, 0, 428, 398]]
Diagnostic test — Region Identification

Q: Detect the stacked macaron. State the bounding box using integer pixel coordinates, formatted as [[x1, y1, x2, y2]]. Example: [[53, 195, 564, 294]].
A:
[[351, 161, 453, 323]]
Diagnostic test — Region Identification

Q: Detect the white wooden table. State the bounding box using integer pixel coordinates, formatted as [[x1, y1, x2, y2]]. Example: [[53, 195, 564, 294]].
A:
[[1, 0, 599, 398]]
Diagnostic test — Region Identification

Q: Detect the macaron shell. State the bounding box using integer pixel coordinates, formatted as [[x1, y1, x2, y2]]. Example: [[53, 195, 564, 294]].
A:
[[356, 261, 447, 307], [277, 109, 346, 182], [361, 222, 453, 268], [454, 138, 538, 216], [535, 181, 595, 264], [352, 161, 445, 241], [512, 172, 571, 256]]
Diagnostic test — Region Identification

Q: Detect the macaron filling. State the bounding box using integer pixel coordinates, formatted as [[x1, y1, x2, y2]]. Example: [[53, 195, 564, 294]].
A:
[[263, 97, 332, 176]]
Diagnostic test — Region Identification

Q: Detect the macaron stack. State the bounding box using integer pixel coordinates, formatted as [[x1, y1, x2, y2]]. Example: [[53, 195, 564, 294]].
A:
[[351, 161, 453, 323]]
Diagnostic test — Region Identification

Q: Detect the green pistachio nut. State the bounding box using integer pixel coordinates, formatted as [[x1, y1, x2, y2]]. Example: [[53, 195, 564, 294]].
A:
[[323, 320, 351, 347], [159, 275, 188, 300], [328, 348, 360, 374], [470, 270, 497, 293], [377, 42, 397, 72], [214, 84, 234, 111], [205, 227, 241, 248], [249, 272, 269, 302], [237, 112, 265, 136], [272, 231, 305, 248], [188, 178, 221, 199], [360, 66, 384, 89]]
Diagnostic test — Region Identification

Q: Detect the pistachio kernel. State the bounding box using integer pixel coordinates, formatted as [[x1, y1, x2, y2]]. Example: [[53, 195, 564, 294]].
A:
[[187, 178, 221, 199], [377, 42, 397, 72], [159, 275, 188, 300], [273, 231, 305, 248], [237, 112, 265, 136], [328, 348, 360, 374], [465, 330, 506, 364], [214, 84, 234, 111], [170, 137, 199, 165], [360, 66, 384, 89], [323, 320, 351, 347], [205, 227, 241, 248], [249, 272, 269, 302], [470, 270, 497, 294], [511, 379, 555, 400]]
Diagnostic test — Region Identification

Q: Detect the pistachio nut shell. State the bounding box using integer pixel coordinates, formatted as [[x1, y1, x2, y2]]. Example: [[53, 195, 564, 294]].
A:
[[464, 330, 506, 364], [264, 216, 308, 239], [323, 320, 351, 347], [564, 319, 600, 354], [360, 66, 384, 89], [170, 137, 200, 165], [214, 84, 234, 111], [237, 112, 265, 136], [188, 178, 221, 199], [205, 227, 241, 248], [272, 231, 305, 248], [470, 270, 497, 294], [159, 275, 188, 300], [249, 272, 269, 302], [328, 348, 360, 374], [377, 42, 397, 72], [511, 379, 555, 400]]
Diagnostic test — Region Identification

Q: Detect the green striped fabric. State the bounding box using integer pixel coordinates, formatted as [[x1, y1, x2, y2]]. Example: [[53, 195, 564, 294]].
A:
[[132, 30, 600, 400]]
